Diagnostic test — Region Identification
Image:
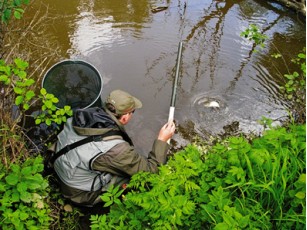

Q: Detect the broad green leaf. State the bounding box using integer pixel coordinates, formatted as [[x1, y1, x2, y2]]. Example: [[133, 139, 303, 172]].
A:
[[15, 95, 24, 105], [5, 174, 19, 185], [45, 100, 53, 108], [64, 105, 71, 111], [0, 182, 6, 192], [0, 65, 11, 75], [238, 215, 249, 228], [51, 97, 59, 103], [284, 74, 294, 80], [23, 103, 30, 110], [25, 79, 35, 86], [11, 190, 20, 203], [40, 88, 47, 95], [32, 163, 44, 173], [295, 191, 305, 199], [14, 0, 22, 6], [46, 93, 55, 99], [17, 182, 28, 192], [14, 58, 28, 70], [14, 87, 24, 94], [46, 119, 52, 126], [26, 181, 41, 190], [51, 104, 57, 111], [20, 191, 32, 203], [11, 164, 21, 172], [0, 74, 8, 82], [14, 10, 22, 19], [19, 212, 29, 221], [3, 9, 12, 22], [61, 116, 67, 123], [298, 174, 306, 184], [25, 90, 35, 100], [104, 201, 113, 207], [214, 223, 229, 230], [35, 118, 42, 125], [21, 166, 32, 176]]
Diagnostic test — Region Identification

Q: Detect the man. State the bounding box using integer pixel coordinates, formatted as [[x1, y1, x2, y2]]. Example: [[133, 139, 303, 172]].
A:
[[53, 89, 175, 206]]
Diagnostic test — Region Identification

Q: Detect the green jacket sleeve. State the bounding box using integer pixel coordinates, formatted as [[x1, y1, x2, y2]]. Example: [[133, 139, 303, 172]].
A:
[[92, 139, 169, 176]]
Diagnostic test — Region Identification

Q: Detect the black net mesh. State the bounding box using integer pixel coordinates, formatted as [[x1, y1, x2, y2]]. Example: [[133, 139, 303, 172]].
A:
[[42, 60, 103, 109]]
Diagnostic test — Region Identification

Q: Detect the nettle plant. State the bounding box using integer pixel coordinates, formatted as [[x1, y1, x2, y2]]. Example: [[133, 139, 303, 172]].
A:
[[0, 58, 73, 127], [90, 124, 305, 230]]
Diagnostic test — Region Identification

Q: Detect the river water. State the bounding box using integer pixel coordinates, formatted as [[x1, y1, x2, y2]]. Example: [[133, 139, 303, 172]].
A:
[[16, 0, 305, 153]]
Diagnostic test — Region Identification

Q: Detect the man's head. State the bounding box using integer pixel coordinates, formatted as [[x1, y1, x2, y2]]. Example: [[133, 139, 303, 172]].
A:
[[106, 89, 142, 124]]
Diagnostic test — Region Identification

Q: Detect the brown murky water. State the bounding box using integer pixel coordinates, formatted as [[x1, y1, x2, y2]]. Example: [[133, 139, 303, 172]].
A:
[[16, 0, 306, 152]]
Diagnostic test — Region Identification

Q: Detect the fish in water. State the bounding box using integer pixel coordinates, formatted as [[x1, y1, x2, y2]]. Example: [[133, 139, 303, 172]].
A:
[[197, 98, 220, 108], [204, 101, 220, 108]]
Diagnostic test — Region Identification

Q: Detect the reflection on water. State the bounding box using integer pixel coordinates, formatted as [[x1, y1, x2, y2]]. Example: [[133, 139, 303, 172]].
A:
[[68, 0, 151, 55], [18, 0, 306, 151]]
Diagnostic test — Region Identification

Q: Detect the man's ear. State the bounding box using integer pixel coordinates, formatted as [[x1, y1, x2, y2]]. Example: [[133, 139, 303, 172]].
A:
[[119, 113, 129, 124]]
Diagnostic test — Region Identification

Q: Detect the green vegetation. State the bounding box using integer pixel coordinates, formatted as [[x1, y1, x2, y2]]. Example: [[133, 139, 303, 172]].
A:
[[0, 57, 73, 229], [91, 124, 306, 229], [35, 88, 73, 126], [0, 54, 73, 230], [0, 2, 77, 229], [0, 3, 305, 230], [0, 58, 73, 128], [240, 24, 268, 51], [280, 48, 306, 121], [0, 156, 51, 229], [0, 0, 30, 23]]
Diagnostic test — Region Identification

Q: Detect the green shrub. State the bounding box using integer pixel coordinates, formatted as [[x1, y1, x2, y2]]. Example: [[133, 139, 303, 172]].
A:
[[91, 124, 306, 229], [0, 155, 51, 229]]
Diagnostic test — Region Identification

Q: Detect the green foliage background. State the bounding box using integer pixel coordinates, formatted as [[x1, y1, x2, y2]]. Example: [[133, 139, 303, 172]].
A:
[[91, 124, 306, 230], [0, 156, 51, 229]]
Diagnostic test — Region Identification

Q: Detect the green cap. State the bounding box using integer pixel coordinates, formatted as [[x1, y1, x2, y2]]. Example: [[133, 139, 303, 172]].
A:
[[106, 89, 142, 115]]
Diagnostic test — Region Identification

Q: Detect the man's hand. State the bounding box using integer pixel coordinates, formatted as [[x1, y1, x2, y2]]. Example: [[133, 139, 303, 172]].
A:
[[157, 121, 176, 142]]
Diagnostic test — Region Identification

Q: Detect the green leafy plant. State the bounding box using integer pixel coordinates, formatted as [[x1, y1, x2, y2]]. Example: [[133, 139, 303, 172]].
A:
[[35, 88, 73, 126], [100, 185, 126, 208], [0, 0, 30, 24], [0, 155, 51, 229], [0, 58, 72, 127], [90, 124, 306, 229], [0, 58, 35, 111], [280, 48, 306, 101], [240, 24, 268, 51]]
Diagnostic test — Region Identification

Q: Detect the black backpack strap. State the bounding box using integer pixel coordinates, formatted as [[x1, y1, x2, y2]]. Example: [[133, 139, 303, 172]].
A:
[[50, 130, 123, 164]]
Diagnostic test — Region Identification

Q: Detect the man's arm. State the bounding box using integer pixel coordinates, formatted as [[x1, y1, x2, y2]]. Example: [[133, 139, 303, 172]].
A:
[[92, 139, 169, 176]]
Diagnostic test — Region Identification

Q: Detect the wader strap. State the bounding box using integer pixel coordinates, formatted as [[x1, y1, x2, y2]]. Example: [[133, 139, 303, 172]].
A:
[[50, 130, 123, 164]]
